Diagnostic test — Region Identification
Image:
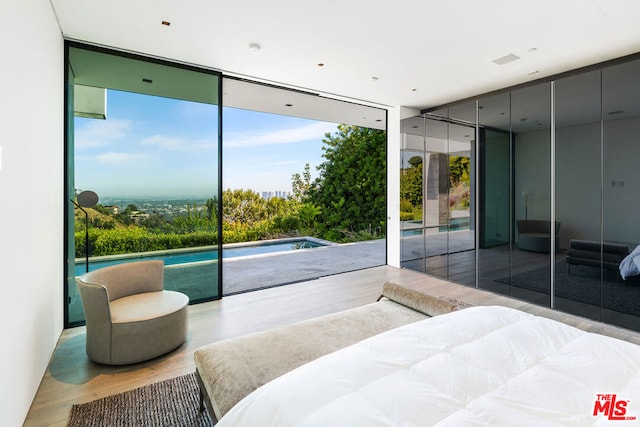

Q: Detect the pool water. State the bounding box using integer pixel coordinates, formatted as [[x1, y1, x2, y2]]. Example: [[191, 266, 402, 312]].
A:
[[75, 239, 324, 276]]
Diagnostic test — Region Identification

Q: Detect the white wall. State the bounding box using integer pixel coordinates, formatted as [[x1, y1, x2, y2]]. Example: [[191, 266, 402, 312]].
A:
[[0, 1, 64, 425], [386, 106, 402, 267]]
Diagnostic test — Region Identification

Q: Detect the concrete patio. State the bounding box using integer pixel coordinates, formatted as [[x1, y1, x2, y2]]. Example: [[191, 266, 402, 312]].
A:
[[222, 239, 387, 294]]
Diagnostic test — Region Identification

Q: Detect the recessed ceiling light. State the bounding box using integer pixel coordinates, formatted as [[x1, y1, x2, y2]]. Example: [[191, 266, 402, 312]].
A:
[[161, 20, 171, 26], [317, 63, 325, 67], [248, 43, 261, 52], [142, 78, 153, 84], [492, 53, 520, 65]]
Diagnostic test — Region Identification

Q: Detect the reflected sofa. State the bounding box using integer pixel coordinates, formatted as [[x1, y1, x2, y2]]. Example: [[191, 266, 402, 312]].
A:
[[565, 239, 629, 273], [516, 220, 560, 253], [76, 260, 189, 365]]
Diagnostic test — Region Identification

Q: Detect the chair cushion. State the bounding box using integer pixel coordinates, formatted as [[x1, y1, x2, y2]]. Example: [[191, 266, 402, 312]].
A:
[[110, 290, 188, 323]]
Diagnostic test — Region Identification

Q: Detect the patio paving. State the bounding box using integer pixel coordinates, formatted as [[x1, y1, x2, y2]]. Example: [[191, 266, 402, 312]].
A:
[[223, 239, 386, 294]]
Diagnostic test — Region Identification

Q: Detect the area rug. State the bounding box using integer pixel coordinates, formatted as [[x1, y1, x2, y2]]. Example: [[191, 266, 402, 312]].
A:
[[496, 262, 640, 316], [67, 373, 214, 427]]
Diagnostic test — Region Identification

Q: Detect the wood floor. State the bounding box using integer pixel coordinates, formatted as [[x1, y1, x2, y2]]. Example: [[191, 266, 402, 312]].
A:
[[24, 265, 640, 426]]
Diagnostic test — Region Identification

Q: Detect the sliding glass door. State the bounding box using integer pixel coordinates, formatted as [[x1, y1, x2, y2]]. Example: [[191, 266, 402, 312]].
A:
[[66, 43, 222, 326]]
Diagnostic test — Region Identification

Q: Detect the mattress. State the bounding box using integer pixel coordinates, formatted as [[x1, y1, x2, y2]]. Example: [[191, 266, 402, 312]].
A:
[[216, 306, 640, 426]]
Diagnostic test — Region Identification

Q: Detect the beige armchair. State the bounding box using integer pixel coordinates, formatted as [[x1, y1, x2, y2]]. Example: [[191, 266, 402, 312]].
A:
[[76, 260, 189, 365]]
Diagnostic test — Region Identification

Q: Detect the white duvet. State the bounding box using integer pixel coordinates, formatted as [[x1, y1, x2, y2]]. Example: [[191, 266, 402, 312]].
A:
[[217, 306, 640, 426]]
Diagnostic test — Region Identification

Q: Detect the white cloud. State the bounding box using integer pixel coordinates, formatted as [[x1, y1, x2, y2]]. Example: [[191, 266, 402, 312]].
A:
[[224, 122, 336, 148], [75, 119, 132, 150], [95, 152, 147, 163], [141, 135, 217, 151]]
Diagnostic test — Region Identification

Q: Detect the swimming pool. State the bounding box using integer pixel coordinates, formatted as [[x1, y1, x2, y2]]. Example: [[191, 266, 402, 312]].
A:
[[74, 238, 328, 276]]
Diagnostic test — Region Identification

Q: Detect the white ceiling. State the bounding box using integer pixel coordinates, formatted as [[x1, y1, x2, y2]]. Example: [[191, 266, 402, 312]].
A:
[[51, 0, 640, 112]]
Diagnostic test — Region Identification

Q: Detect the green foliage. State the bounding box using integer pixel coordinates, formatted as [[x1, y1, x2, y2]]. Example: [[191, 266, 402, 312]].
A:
[[75, 124, 390, 257], [400, 199, 415, 221], [291, 163, 312, 202], [449, 155, 471, 211], [75, 227, 220, 257], [307, 125, 387, 241], [223, 189, 267, 225], [400, 165, 423, 207], [449, 155, 470, 186]]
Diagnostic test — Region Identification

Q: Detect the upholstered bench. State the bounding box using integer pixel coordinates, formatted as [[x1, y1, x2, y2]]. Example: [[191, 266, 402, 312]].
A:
[[193, 282, 470, 422]]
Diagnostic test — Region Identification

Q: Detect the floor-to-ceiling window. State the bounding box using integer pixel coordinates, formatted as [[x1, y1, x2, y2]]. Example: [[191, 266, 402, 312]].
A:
[[402, 53, 640, 332], [219, 78, 387, 296], [65, 43, 222, 326]]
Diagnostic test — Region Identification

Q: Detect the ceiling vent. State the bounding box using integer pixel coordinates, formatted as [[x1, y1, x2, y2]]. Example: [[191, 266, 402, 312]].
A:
[[492, 54, 520, 65]]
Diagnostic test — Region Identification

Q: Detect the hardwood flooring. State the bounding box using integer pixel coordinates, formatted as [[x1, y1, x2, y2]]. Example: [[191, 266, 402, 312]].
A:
[[24, 265, 640, 426]]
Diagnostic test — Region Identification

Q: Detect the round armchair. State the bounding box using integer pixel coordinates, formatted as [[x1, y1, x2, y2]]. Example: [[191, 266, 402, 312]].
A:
[[76, 260, 189, 365]]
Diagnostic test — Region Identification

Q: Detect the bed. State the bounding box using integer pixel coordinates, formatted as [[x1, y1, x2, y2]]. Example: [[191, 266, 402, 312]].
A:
[[216, 305, 640, 426]]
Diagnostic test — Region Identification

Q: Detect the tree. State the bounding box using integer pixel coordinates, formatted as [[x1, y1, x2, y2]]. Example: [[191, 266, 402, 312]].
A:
[[401, 156, 423, 207], [222, 189, 267, 225], [291, 163, 312, 202], [205, 197, 217, 221], [124, 204, 139, 215], [449, 155, 470, 186], [307, 125, 386, 240]]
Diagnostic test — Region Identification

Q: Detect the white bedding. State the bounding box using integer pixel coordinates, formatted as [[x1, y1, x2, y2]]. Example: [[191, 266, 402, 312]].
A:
[[217, 306, 640, 426]]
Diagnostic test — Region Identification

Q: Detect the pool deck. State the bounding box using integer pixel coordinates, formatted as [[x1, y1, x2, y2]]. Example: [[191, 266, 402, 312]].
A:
[[223, 238, 386, 294]]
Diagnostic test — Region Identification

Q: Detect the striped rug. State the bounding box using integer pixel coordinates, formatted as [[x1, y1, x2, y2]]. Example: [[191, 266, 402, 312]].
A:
[[67, 373, 214, 427]]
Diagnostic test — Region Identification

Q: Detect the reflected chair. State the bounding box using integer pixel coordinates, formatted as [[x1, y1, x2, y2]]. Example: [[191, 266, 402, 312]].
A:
[[76, 260, 189, 365]]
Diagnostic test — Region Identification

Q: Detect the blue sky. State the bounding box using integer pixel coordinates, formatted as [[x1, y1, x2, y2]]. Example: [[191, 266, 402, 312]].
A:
[[74, 90, 337, 198]]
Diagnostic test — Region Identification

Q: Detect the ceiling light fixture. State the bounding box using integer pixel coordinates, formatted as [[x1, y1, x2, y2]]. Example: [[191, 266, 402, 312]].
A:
[[285, 103, 293, 107], [317, 63, 325, 67], [161, 20, 171, 26], [248, 43, 261, 52]]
